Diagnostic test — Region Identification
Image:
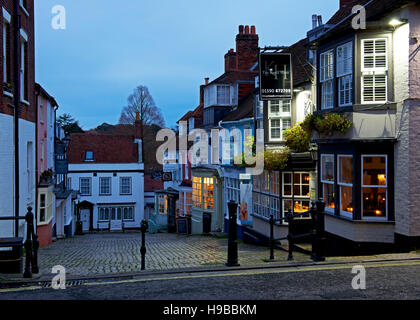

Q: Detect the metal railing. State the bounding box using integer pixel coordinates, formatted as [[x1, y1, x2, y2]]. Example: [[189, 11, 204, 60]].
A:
[[0, 207, 39, 278], [268, 200, 326, 262]]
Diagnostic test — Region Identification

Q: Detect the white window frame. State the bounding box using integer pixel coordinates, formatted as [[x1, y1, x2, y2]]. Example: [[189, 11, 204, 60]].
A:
[[361, 154, 388, 221], [216, 85, 231, 105], [338, 155, 353, 219], [79, 177, 91, 196], [99, 177, 112, 196], [321, 154, 335, 214], [337, 41, 353, 107], [320, 49, 334, 109], [20, 29, 28, 104], [3, 8, 11, 88], [120, 177, 132, 195], [361, 38, 388, 104]]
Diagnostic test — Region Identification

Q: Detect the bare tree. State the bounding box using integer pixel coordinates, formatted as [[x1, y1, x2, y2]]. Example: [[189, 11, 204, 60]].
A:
[[119, 86, 165, 131]]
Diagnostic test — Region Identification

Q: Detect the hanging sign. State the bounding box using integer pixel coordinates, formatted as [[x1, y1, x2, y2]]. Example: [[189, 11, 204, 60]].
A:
[[259, 53, 293, 101]]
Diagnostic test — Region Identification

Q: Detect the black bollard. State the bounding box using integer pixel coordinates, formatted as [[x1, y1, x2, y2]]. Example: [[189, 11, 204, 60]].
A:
[[140, 220, 148, 270], [23, 207, 34, 278], [311, 200, 326, 262], [269, 214, 275, 261], [226, 201, 240, 267]]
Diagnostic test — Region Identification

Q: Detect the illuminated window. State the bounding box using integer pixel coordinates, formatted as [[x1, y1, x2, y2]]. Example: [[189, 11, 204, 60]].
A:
[[321, 155, 335, 212], [362, 155, 387, 219], [192, 177, 214, 211], [283, 172, 311, 220], [338, 155, 353, 218], [158, 195, 168, 214]]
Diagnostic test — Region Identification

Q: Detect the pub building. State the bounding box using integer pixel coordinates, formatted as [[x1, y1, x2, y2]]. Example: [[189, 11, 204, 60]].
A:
[[309, 0, 420, 251], [247, 38, 318, 242]]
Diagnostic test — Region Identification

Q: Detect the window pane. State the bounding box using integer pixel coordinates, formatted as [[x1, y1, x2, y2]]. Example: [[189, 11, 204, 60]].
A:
[[363, 156, 386, 186], [283, 173, 291, 184], [323, 184, 335, 211], [340, 186, 353, 214], [321, 155, 335, 182], [339, 156, 353, 184], [284, 185, 292, 196], [362, 187, 387, 218]]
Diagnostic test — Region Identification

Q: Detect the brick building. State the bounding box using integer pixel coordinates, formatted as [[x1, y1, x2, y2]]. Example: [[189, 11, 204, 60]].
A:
[[0, 0, 36, 238]]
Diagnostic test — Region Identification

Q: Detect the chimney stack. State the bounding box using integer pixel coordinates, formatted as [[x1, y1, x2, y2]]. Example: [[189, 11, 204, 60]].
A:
[[236, 25, 259, 71], [205, 77, 209, 85], [312, 14, 318, 29], [134, 111, 142, 140]]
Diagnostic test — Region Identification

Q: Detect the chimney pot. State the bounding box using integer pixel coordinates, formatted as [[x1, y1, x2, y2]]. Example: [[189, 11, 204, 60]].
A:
[[205, 77, 209, 85], [251, 26, 256, 34], [239, 25, 244, 34], [245, 25, 250, 34]]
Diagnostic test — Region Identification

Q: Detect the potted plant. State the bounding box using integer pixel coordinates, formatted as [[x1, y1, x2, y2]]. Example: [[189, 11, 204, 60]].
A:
[[40, 168, 54, 183]]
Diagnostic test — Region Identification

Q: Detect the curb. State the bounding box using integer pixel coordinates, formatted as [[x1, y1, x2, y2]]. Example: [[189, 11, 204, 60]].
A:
[[2, 256, 420, 288]]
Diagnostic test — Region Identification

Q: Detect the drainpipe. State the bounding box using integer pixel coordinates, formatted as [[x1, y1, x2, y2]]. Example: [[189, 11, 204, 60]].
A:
[[35, 88, 39, 228], [13, 0, 21, 237]]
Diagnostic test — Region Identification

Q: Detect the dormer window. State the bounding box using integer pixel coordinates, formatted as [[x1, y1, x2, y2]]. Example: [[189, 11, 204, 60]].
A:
[[85, 151, 94, 161], [217, 85, 230, 105]]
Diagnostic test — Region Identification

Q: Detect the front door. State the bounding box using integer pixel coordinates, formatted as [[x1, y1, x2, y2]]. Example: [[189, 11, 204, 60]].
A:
[[110, 208, 123, 231], [80, 209, 90, 232]]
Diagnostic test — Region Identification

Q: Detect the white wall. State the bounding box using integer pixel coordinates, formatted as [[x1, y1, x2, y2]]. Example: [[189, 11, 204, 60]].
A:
[[68, 163, 144, 229], [0, 114, 36, 238]]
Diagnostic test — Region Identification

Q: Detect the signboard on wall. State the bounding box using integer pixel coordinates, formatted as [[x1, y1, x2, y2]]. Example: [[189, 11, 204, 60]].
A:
[[259, 53, 292, 101]]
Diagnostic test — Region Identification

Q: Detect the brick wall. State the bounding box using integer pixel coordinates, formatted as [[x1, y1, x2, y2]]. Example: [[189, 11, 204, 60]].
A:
[[0, 0, 35, 123], [236, 25, 259, 72]]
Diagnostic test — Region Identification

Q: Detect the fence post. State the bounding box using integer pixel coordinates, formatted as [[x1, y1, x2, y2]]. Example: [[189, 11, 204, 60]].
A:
[[286, 209, 294, 261], [140, 220, 148, 270], [226, 200, 240, 267], [269, 214, 275, 261], [311, 200, 326, 262], [23, 207, 34, 278]]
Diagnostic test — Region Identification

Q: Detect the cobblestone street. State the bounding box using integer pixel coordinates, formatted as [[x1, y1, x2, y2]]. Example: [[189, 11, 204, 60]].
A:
[[37, 232, 309, 277]]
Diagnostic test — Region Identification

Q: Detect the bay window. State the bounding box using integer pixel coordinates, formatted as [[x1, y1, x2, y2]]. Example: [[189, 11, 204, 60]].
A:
[[192, 177, 215, 211], [158, 195, 168, 214], [217, 85, 230, 105], [321, 155, 335, 212], [283, 172, 311, 219], [338, 155, 353, 218], [362, 155, 387, 219]]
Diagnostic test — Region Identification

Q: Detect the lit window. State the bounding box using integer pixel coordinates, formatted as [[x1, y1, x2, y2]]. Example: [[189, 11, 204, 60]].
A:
[[158, 195, 168, 214], [321, 155, 335, 212], [338, 155, 353, 218], [362, 155, 387, 219], [192, 176, 214, 211]]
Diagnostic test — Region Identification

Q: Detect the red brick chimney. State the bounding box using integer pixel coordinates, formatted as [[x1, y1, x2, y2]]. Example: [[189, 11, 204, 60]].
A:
[[236, 25, 259, 71], [134, 111, 142, 140], [224, 48, 237, 72]]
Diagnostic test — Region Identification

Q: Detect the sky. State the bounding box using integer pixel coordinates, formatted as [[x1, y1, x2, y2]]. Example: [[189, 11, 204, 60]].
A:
[[35, 0, 338, 130]]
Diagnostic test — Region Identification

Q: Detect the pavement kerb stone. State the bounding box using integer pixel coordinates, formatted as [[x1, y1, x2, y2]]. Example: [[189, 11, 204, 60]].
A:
[[2, 256, 420, 288]]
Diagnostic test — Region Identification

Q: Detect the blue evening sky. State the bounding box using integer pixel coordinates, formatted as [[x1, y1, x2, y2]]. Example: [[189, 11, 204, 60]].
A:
[[35, 0, 338, 130]]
